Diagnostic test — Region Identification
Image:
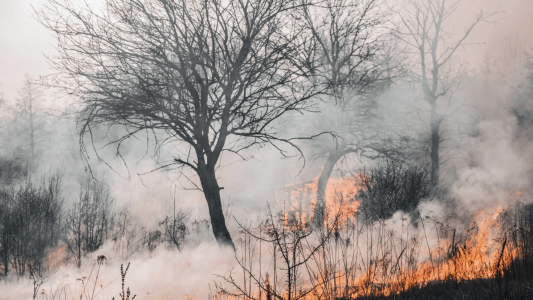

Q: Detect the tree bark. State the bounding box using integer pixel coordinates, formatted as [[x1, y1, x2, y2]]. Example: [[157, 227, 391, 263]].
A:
[[315, 149, 344, 228], [197, 166, 235, 250]]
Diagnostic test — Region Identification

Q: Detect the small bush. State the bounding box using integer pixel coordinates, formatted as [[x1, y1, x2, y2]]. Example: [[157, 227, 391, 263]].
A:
[[357, 160, 432, 222]]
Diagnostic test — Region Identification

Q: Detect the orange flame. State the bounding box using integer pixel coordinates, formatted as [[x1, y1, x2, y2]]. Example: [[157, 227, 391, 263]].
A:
[[270, 183, 526, 299], [274, 175, 363, 226]]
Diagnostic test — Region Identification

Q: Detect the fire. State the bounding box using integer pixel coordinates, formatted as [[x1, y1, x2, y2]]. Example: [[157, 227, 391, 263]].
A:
[[323, 177, 362, 222], [274, 175, 363, 226], [266, 182, 527, 299], [300, 204, 521, 299], [47, 244, 67, 270]]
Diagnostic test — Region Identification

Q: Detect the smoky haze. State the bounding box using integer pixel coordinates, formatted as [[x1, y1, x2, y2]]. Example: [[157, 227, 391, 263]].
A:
[[0, 0, 533, 299]]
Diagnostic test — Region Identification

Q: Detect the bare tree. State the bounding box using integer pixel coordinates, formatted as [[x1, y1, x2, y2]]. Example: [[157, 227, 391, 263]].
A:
[[19, 75, 38, 169], [0, 75, 50, 173], [0, 174, 63, 278], [512, 53, 533, 130], [0, 191, 13, 279], [14, 75, 49, 171], [39, 0, 320, 249], [397, 0, 492, 185], [65, 179, 114, 268], [300, 0, 402, 226]]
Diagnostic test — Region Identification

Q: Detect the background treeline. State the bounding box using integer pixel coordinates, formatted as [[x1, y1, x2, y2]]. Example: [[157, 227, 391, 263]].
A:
[[0, 162, 195, 280]]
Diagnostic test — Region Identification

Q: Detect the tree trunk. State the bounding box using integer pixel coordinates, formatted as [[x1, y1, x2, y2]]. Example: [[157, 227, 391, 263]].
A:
[[2, 237, 8, 278], [29, 93, 34, 170], [197, 166, 235, 250], [429, 101, 440, 186], [315, 149, 344, 228]]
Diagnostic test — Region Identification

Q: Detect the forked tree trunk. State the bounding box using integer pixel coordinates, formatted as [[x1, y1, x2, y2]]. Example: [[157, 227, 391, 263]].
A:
[[197, 166, 235, 250], [315, 149, 344, 228]]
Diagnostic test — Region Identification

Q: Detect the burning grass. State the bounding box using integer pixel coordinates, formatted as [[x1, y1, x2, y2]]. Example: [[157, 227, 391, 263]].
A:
[[214, 185, 533, 300]]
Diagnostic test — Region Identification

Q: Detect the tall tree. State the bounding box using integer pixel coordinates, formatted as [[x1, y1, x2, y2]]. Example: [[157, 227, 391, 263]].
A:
[[301, 0, 402, 226], [17, 75, 41, 170], [397, 0, 490, 186], [0, 75, 47, 172], [39, 0, 319, 249], [512, 54, 533, 131]]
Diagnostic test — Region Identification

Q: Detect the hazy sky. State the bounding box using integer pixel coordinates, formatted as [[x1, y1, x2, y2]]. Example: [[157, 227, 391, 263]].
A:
[[0, 0, 53, 100], [0, 0, 532, 100]]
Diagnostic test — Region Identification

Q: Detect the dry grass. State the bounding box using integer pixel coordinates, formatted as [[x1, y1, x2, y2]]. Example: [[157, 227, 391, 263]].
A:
[[213, 193, 533, 300]]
